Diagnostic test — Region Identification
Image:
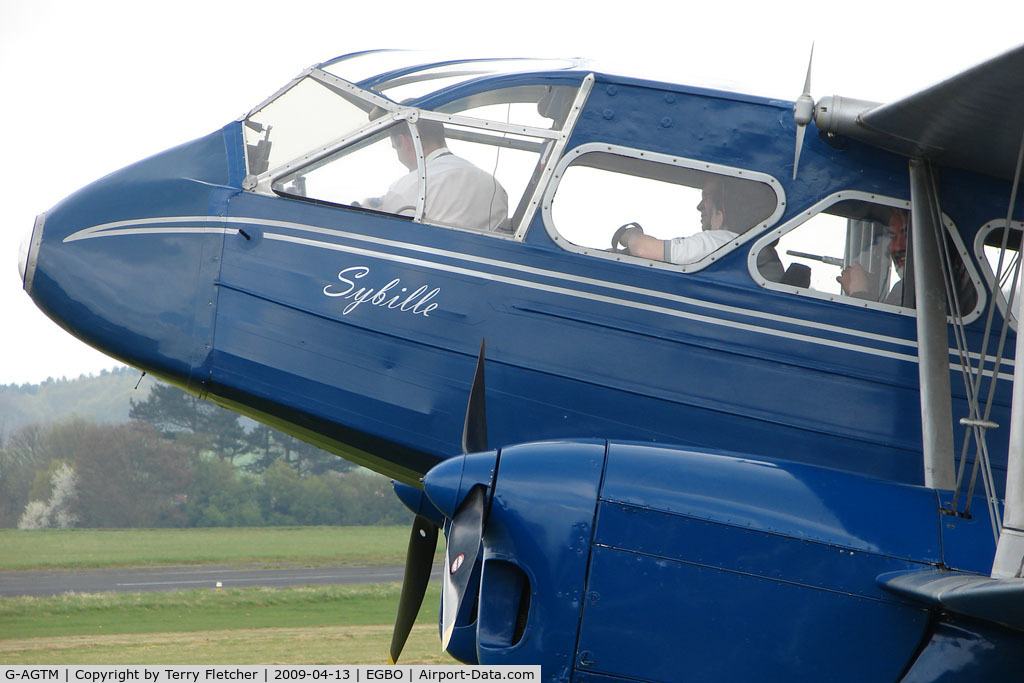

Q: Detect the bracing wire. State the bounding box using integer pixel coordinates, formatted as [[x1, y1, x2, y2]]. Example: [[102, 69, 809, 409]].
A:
[[947, 127, 1024, 542]]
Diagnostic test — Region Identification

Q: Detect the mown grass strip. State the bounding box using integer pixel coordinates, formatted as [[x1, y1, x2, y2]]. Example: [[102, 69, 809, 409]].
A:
[[0, 624, 453, 665], [0, 527, 436, 570], [0, 583, 439, 640]]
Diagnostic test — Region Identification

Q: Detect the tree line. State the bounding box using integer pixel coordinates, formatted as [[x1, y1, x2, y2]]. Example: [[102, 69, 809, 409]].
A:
[[0, 383, 411, 529]]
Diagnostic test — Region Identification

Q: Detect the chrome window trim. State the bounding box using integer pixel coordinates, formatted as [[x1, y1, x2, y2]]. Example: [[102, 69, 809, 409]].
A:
[[974, 219, 1024, 331], [541, 143, 786, 273], [415, 107, 562, 141], [309, 68, 406, 110], [750, 191, 984, 324], [513, 73, 594, 240]]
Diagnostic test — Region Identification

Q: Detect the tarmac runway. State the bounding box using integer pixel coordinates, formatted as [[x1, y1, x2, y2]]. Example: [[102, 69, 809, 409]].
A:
[[0, 564, 442, 597]]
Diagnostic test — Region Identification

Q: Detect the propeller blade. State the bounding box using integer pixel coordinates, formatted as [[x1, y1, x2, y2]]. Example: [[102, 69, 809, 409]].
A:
[[792, 43, 816, 180], [793, 123, 807, 180], [389, 514, 439, 664], [462, 340, 488, 453], [802, 42, 814, 98], [441, 485, 486, 650]]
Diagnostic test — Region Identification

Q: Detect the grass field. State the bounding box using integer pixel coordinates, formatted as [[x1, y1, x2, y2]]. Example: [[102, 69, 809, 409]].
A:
[[0, 526, 454, 665], [0, 584, 449, 664], [0, 526, 429, 570]]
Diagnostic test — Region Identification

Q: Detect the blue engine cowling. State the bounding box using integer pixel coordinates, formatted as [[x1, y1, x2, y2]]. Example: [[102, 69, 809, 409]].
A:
[[422, 440, 1014, 682]]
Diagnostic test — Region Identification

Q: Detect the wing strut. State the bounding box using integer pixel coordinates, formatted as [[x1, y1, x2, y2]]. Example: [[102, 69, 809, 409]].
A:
[[993, 130, 1024, 578], [909, 160, 956, 490]]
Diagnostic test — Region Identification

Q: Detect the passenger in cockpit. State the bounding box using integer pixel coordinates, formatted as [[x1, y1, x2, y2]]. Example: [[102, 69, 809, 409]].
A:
[[837, 209, 911, 306], [612, 176, 777, 269], [362, 118, 510, 232], [613, 176, 735, 264], [836, 208, 978, 313]]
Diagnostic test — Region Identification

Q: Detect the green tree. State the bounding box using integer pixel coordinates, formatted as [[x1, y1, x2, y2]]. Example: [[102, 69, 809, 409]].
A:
[[329, 471, 411, 526], [0, 424, 44, 527], [130, 383, 245, 462], [185, 457, 264, 527], [244, 423, 352, 476], [71, 421, 193, 527], [259, 459, 303, 525], [129, 383, 205, 435]]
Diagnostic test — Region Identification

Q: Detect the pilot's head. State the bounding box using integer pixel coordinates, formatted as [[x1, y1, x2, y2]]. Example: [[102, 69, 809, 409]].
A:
[[888, 209, 910, 276], [696, 176, 775, 233], [369, 105, 448, 171], [388, 120, 447, 171], [697, 177, 726, 231]]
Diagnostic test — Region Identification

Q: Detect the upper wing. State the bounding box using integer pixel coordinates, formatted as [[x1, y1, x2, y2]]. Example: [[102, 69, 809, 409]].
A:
[[823, 44, 1024, 183], [841, 43, 1024, 181]]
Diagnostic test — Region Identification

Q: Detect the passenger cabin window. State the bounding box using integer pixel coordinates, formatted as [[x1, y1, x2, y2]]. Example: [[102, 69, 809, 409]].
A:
[[976, 221, 1023, 326], [757, 197, 979, 316], [545, 148, 782, 270]]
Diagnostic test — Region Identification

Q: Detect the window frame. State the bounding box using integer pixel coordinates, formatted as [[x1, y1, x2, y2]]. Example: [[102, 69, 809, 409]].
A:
[[973, 219, 1024, 331], [750, 191, 984, 323], [243, 67, 594, 241], [541, 142, 786, 273]]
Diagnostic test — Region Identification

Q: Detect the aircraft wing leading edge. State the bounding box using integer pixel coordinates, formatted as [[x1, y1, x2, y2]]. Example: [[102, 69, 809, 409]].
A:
[[851, 43, 1024, 181], [878, 568, 1024, 632]]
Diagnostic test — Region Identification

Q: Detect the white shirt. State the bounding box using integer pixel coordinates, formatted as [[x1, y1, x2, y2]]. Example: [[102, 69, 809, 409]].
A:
[[378, 148, 510, 232], [665, 230, 737, 265]]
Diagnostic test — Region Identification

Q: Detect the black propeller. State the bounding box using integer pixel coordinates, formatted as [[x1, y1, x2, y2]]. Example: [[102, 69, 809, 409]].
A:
[[462, 340, 488, 454], [441, 484, 487, 649], [388, 514, 439, 664], [388, 339, 489, 664]]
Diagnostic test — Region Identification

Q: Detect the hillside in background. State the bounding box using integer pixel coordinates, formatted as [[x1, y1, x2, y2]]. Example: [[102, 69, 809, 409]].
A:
[[0, 366, 149, 436], [0, 368, 407, 529]]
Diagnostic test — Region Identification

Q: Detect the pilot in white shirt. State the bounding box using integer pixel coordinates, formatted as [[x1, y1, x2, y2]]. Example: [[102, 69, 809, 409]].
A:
[[618, 176, 751, 265], [366, 120, 509, 232]]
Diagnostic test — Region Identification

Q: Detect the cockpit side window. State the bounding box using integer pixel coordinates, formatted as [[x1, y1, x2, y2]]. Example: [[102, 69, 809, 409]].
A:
[[754, 194, 981, 319], [244, 75, 375, 178], [543, 144, 784, 271], [245, 70, 587, 239], [270, 123, 410, 212], [975, 220, 1023, 329]]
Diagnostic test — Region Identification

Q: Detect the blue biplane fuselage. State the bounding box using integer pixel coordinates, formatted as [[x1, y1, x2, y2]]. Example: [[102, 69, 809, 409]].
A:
[[21, 51, 1024, 680]]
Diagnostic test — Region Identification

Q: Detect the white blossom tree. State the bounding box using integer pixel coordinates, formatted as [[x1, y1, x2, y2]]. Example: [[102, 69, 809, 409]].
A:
[[17, 463, 78, 529]]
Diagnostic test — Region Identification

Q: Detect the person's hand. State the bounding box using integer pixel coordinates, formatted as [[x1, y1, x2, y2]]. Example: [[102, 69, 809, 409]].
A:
[[837, 263, 869, 296], [611, 222, 644, 252]]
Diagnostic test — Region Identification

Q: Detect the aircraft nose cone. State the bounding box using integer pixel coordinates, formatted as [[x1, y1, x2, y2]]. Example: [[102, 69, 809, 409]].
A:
[[423, 455, 467, 519], [19, 214, 44, 292], [423, 450, 499, 519], [17, 232, 28, 283]]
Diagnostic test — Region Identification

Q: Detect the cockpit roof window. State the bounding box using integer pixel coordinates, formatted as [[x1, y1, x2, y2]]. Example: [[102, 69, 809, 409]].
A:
[[320, 51, 581, 102]]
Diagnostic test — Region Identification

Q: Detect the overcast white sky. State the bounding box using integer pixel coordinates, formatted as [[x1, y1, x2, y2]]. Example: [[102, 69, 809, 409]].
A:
[[2, 0, 1023, 385]]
